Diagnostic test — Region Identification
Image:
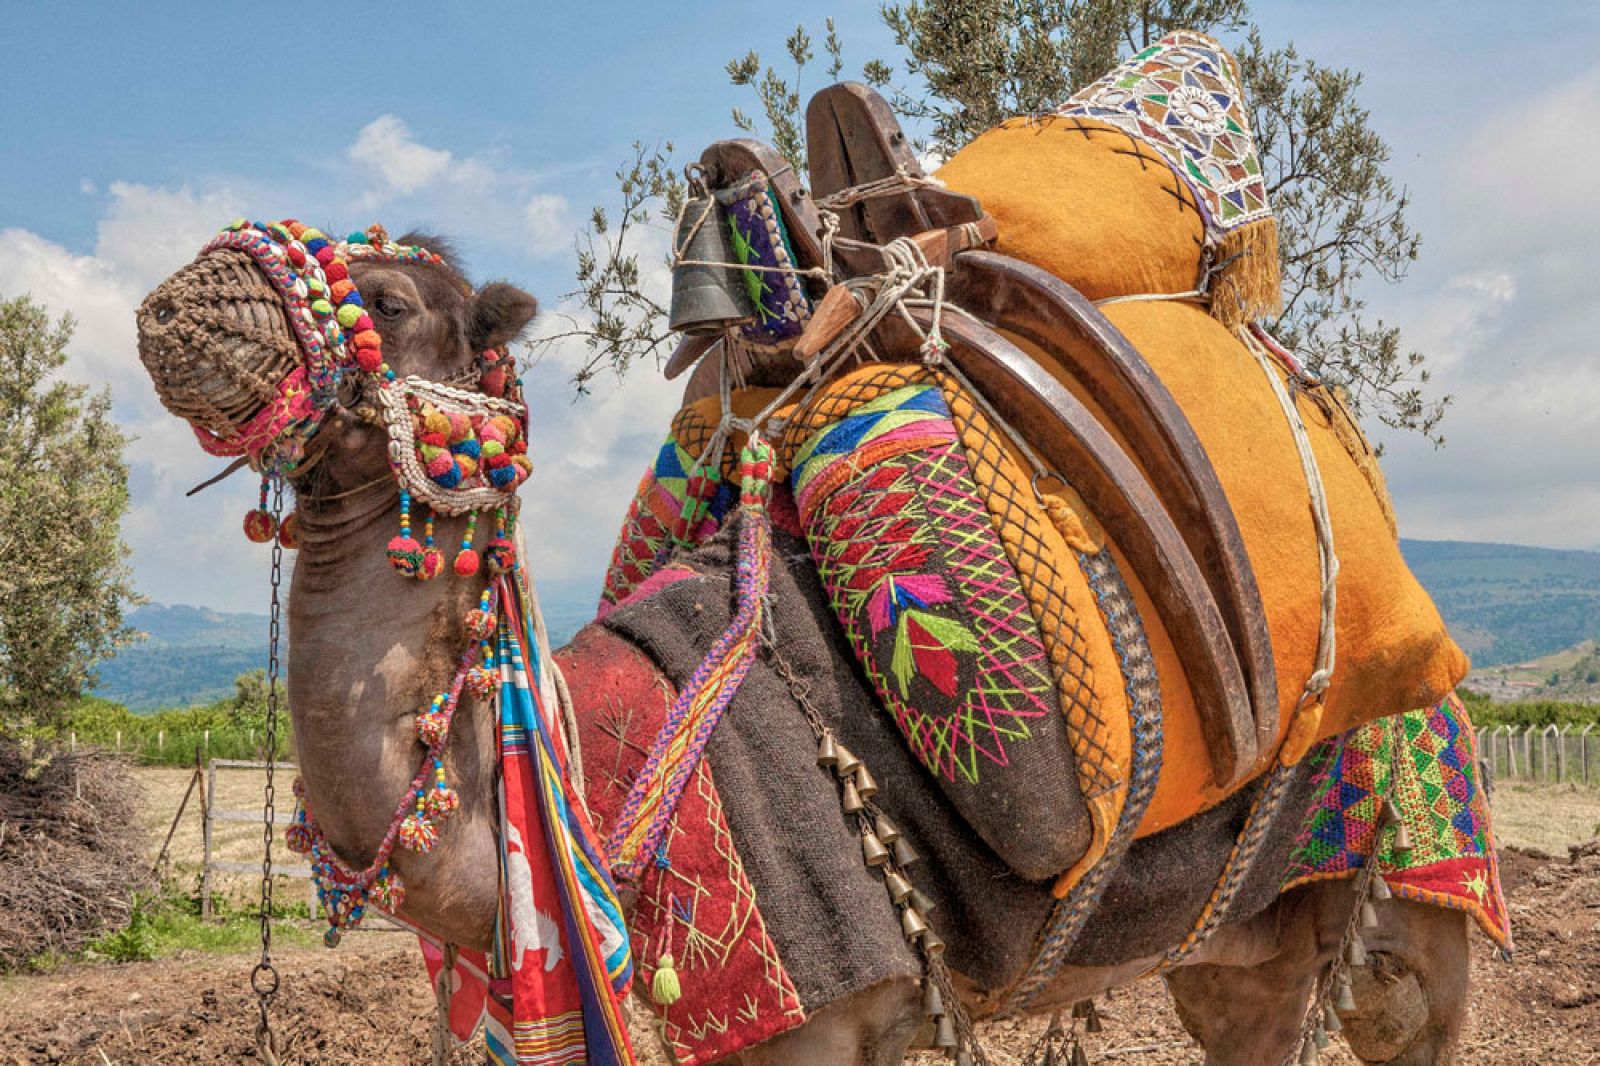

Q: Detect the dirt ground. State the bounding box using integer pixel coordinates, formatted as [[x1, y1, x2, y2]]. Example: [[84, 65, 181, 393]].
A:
[[1, 773, 1595, 1064]]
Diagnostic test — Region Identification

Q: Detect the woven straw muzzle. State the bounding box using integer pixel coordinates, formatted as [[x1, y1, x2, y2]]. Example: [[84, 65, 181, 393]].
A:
[[137, 249, 304, 438]]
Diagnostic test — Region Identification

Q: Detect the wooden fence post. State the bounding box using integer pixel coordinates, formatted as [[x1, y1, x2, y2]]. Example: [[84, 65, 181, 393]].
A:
[[202, 757, 216, 919], [115, 730, 121, 754], [1582, 725, 1593, 787]]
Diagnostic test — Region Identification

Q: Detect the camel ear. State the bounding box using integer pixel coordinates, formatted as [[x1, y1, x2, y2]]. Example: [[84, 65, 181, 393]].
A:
[[468, 282, 538, 351]]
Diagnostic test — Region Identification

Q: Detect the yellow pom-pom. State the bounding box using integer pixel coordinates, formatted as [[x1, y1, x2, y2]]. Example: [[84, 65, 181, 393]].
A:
[[337, 303, 363, 328], [651, 953, 682, 1006]]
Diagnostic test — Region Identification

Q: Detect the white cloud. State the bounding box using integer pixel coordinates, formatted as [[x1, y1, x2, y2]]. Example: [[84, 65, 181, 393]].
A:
[[349, 115, 453, 196], [524, 193, 575, 256]]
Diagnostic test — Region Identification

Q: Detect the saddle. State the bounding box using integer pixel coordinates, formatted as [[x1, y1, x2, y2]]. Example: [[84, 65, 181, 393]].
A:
[[625, 36, 1465, 896]]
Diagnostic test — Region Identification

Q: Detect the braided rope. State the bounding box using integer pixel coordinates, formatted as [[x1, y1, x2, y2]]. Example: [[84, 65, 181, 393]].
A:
[[814, 165, 948, 211], [604, 438, 776, 880]]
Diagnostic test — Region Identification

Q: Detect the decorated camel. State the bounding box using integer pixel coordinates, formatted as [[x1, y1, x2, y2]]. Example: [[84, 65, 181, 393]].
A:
[[135, 32, 1506, 1066]]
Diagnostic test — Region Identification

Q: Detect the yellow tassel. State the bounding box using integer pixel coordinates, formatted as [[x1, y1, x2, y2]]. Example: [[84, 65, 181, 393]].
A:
[[651, 952, 682, 1006], [1209, 217, 1281, 329]]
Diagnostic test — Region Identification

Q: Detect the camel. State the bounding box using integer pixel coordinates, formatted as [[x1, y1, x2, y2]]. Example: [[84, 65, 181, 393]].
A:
[[134, 226, 1477, 1066]]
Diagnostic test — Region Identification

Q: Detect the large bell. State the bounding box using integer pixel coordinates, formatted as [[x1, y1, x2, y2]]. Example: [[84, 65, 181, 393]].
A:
[[668, 193, 753, 336]]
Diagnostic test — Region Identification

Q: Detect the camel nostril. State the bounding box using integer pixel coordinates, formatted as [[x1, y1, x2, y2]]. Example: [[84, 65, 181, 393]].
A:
[[154, 303, 176, 325]]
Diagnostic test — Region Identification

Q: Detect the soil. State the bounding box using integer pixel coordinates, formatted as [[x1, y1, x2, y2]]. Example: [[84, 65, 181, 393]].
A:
[[3, 773, 1595, 1065]]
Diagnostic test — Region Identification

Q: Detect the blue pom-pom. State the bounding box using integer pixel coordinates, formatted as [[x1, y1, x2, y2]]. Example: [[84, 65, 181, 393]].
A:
[[451, 438, 482, 459], [488, 465, 516, 487], [433, 466, 464, 488], [342, 290, 364, 306]]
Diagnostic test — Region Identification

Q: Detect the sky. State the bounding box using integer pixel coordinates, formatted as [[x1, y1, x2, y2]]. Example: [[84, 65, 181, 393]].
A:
[[1, 2, 1596, 614]]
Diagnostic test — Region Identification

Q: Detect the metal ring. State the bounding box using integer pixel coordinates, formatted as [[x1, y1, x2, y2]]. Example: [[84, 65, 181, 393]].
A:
[[250, 961, 281, 998], [1030, 470, 1070, 500]]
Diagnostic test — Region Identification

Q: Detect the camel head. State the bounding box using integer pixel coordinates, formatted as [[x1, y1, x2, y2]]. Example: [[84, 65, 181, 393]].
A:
[[136, 222, 538, 488]]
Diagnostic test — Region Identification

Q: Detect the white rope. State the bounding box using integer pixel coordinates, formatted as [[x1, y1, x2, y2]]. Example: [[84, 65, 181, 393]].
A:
[[1094, 289, 1207, 307], [814, 164, 948, 211], [1241, 326, 1339, 711]]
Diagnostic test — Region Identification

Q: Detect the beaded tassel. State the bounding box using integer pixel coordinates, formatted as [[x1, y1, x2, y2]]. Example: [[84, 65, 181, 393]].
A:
[[399, 789, 441, 853], [466, 638, 499, 697], [423, 757, 460, 818], [419, 508, 444, 580], [416, 693, 449, 746], [465, 589, 498, 641], [387, 490, 426, 576], [484, 507, 516, 574], [453, 512, 481, 575], [243, 477, 278, 542]]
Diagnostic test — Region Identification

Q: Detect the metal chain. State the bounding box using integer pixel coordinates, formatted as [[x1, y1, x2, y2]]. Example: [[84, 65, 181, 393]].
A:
[[252, 476, 286, 1065]]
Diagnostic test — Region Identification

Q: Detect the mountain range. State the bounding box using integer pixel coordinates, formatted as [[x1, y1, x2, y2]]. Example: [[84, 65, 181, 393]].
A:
[[97, 539, 1599, 711]]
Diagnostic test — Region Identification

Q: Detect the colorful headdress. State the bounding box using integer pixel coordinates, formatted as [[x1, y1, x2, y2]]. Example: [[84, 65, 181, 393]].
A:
[[1056, 30, 1281, 326]]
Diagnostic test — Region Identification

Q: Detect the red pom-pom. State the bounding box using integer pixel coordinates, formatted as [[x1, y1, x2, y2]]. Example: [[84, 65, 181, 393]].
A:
[[464, 608, 497, 641], [243, 508, 277, 543], [480, 366, 508, 397], [324, 260, 348, 282], [286, 246, 307, 267], [425, 452, 455, 478], [419, 548, 444, 580], [355, 347, 384, 373], [484, 537, 515, 575], [315, 246, 337, 265], [454, 549, 480, 577], [277, 511, 300, 549], [387, 535, 425, 577], [355, 314, 374, 333]]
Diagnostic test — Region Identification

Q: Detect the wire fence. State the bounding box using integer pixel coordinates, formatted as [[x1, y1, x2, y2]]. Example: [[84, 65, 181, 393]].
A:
[[1479, 724, 1598, 786]]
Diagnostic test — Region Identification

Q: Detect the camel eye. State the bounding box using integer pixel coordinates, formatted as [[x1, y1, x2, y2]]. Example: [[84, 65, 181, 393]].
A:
[[373, 294, 408, 320]]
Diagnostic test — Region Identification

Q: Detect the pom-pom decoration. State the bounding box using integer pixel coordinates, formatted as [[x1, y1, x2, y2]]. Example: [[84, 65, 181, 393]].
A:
[[244, 508, 278, 543], [386, 535, 425, 576], [277, 511, 300, 550]]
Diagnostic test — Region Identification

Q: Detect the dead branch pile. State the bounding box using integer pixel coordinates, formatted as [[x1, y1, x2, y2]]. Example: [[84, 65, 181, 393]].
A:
[[0, 738, 150, 969]]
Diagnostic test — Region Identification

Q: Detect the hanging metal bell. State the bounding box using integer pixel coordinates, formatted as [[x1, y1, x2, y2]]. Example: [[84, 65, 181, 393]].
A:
[[1313, 1025, 1330, 1049], [922, 928, 947, 955], [1382, 797, 1402, 826], [957, 1052, 974, 1066], [1299, 1038, 1320, 1065], [817, 731, 839, 767], [668, 193, 752, 336], [1335, 975, 1357, 1012], [1347, 935, 1368, 967], [842, 779, 865, 814], [909, 888, 938, 916], [1070, 1043, 1090, 1066], [1323, 1003, 1343, 1033], [854, 764, 880, 799], [1370, 874, 1392, 901], [901, 906, 929, 939], [833, 744, 862, 779], [1361, 901, 1379, 929], [1083, 1002, 1103, 1034], [893, 836, 919, 867], [1392, 822, 1413, 855], [874, 814, 901, 844], [862, 830, 890, 867], [884, 869, 914, 903], [933, 1014, 957, 1048], [923, 979, 945, 1017]]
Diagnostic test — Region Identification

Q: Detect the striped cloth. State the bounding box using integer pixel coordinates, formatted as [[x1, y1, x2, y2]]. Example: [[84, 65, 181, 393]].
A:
[[424, 567, 635, 1065]]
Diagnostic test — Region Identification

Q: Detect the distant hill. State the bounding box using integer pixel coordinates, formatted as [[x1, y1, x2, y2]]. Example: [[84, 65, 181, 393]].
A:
[[1400, 539, 1600, 667], [96, 604, 269, 711], [100, 541, 1596, 709]]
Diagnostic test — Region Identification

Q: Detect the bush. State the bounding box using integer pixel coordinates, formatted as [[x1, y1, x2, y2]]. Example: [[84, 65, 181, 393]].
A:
[[1457, 688, 1600, 728]]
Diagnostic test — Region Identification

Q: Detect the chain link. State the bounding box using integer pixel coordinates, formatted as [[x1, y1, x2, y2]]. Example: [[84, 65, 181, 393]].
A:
[[253, 476, 285, 1064]]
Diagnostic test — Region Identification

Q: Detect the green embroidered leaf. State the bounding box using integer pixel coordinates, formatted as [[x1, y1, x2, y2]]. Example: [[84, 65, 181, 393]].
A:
[[890, 612, 916, 698], [905, 611, 980, 653]]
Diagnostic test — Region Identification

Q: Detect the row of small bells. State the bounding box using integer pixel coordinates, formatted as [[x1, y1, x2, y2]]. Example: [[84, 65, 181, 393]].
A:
[[815, 728, 977, 1062], [1298, 796, 1412, 1064]]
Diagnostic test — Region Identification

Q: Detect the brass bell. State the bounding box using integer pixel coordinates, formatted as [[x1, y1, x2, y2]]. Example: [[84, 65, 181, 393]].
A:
[[862, 830, 890, 867], [1361, 901, 1379, 929], [1323, 1003, 1342, 1033], [1392, 822, 1413, 855], [923, 979, 944, 1017], [884, 869, 914, 903], [1381, 798, 1402, 826], [668, 193, 753, 336], [892, 837, 919, 867], [817, 732, 839, 767], [1084, 1003, 1103, 1034], [1070, 1043, 1090, 1066], [957, 1052, 974, 1066], [901, 906, 929, 939], [874, 814, 901, 844], [1313, 1025, 1330, 1049], [909, 888, 937, 915], [842, 779, 865, 814], [1299, 1039, 1319, 1066], [1347, 935, 1368, 967], [854, 764, 880, 799], [1335, 975, 1357, 1012], [834, 744, 862, 779], [1370, 875, 1392, 901], [933, 1014, 957, 1049], [922, 928, 946, 955]]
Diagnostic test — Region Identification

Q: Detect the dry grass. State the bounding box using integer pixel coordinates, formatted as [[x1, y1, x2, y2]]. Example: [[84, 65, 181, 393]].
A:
[[1487, 780, 1600, 854]]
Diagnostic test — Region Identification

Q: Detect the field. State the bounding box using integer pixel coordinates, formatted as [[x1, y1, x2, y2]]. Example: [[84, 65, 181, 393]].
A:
[[1, 770, 1596, 1064]]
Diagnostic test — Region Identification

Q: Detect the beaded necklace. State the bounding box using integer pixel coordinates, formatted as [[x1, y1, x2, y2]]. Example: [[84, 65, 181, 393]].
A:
[[199, 218, 533, 943]]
